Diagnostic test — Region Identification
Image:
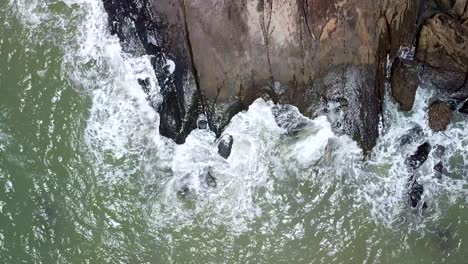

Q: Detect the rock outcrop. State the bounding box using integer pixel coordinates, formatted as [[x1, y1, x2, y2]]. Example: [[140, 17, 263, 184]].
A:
[[416, 1, 468, 98], [102, 0, 468, 152]]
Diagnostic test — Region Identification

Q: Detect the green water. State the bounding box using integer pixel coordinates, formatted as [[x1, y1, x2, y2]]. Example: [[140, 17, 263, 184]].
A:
[[1, 1, 468, 263]]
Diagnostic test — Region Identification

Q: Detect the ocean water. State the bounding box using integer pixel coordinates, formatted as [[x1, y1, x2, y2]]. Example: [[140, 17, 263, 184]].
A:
[[0, 0, 467, 263]]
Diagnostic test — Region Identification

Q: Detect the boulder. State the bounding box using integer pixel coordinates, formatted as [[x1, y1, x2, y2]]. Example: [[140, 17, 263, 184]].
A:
[[406, 142, 431, 170], [416, 12, 468, 96], [217, 134, 234, 159], [408, 181, 426, 208], [428, 101, 453, 131], [399, 125, 424, 146], [391, 58, 420, 111], [434, 161, 444, 179]]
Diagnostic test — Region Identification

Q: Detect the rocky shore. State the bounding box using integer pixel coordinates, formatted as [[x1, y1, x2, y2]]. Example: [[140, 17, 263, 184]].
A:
[[102, 0, 468, 152]]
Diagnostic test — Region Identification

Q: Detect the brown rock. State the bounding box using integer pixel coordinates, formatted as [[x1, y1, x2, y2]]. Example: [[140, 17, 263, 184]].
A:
[[416, 13, 468, 94], [428, 101, 453, 131], [179, 0, 384, 151], [391, 58, 420, 111], [383, 0, 419, 58], [107, 0, 467, 151]]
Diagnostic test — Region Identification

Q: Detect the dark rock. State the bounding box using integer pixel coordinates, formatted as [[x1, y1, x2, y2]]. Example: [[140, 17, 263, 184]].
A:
[[408, 181, 425, 208], [399, 125, 424, 146], [103, 0, 204, 144], [428, 101, 453, 131], [391, 58, 420, 111], [406, 142, 431, 170], [420, 65, 467, 96], [434, 161, 444, 178], [217, 134, 233, 159], [460, 100, 468, 114], [197, 119, 208, 130], [204, 172, 217, 188], [433, 145, 446, 158]]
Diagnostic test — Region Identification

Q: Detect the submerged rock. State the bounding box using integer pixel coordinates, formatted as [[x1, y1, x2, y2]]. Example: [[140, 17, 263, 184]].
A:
[[204, 172, 217, 188], [406, 142, 431, 170], [217, 134, 233, 159], [408, 181, 426, 208], [391, 58, 420, 111], [399, 125, 424, 146], [434, 161, 444, 179], [428, 101, 453, 131]]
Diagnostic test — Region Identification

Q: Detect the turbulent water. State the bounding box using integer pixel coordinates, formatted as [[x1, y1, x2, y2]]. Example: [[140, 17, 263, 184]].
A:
[[1, 0, 467, 263]]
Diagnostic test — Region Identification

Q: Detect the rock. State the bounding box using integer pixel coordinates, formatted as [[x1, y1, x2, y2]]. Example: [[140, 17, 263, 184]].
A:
[[272, 104, 311, 135], [197, 119, 208, 130], [433, 145, 446, 158], [103, 0, 204, 144], [116, 0, 386, 152], [399, 125, 424, 146], [416, 12, 468, 95], [104, 0, 468, 152], [384, 0, 419, 58], [408, 181, 425, 208], [460, 100, 468, 114], [434, 161, 444, 178], [217, 134, 233, 159], [421, 65, 467, 96], [428, 101, 453, 131], [391, 58, 420, 111], [406, 142, 431, 170], [203, 172, 217, 188]]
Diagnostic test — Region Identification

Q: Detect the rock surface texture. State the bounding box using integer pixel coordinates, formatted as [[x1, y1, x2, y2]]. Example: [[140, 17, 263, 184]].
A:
[[428, 101, 454, 131], [102, 0, 468, 151]]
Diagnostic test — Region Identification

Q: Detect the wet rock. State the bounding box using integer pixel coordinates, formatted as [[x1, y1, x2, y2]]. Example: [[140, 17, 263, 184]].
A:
[[416, 12, 468, 95], [107, 0, 468, 152], [434, 161, 444, 178], [420, 66, 467, 96], [406, 142, 431, 170], [399, 125, 424, 146], [103, 0, 204, 144], [272, 104, 311, 135], [391, 58, 420, 111], [176, 176, 192, 198], [155, 0, 384, 152], [203, 172, 217, 188], [197, 119, 208, 130], [408, 181, 426, 208], [459, 100, 468, 114], [217, 134, 233, 159], [428, 101, 453, 131]]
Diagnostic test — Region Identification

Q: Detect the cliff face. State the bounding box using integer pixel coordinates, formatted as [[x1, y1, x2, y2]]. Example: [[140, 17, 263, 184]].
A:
[[102, 0, 468, 151]]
